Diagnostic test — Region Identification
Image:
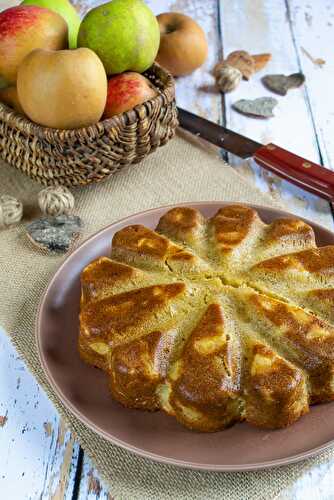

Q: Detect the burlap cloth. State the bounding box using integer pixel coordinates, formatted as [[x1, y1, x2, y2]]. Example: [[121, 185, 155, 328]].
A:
[[0, 131, 333, 499]]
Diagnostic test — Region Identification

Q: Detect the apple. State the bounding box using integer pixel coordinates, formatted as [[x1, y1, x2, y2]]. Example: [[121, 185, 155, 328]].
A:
[[103, 72, 157, 118], [78, 0, 160, 75], [156, 13, 208, 76], [0, 6, 68, 85], [21, 0, 81, 49], [17, 48, 107, 129]]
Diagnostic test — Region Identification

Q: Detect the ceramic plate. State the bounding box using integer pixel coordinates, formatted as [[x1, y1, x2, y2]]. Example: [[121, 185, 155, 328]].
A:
[[37, 202, 334, 471]]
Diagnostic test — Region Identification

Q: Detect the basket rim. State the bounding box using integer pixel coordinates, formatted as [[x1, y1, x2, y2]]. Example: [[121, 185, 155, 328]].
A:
[[0, 62, 175, 141]]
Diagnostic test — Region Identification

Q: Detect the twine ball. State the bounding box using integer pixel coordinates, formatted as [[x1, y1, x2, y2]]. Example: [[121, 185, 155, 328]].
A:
[[38, 186, 75, 217], [0, 195, 23, 228]]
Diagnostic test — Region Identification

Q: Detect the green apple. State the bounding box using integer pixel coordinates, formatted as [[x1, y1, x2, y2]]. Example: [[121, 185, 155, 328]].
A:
[[21, 0, 80, 49], [78, 0, 160, 75]]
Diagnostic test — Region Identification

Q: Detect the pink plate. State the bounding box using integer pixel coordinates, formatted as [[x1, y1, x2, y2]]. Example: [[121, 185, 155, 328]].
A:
[[36, 202, 334, 471]]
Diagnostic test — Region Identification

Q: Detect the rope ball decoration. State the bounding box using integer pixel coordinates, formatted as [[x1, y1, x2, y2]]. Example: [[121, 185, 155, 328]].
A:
[[0, 195, 23, 228], [38, 186, 75, 217]]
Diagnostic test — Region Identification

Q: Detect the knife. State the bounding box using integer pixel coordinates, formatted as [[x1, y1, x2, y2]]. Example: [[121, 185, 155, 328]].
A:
[[177, 107, 334, 202]]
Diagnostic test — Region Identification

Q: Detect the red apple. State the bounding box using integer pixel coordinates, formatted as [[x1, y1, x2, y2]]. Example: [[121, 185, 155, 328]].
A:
[[103, 72, 158, 118], [0, 5, 68, 85]]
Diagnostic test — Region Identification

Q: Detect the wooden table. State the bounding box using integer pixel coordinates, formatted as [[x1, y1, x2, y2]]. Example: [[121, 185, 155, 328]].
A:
[[1, 0, 334, 498]]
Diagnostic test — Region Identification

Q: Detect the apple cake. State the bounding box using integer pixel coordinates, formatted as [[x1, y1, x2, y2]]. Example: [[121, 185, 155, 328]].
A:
[[79, 205, 334, 432]]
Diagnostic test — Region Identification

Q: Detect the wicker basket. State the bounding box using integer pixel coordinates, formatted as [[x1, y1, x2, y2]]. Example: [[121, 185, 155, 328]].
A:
[[0, 63, 178, 187]]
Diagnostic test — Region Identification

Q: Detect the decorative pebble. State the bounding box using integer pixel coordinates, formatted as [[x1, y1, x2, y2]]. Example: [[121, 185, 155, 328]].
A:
[[215, 63, 242, 93], [262, 73, 305, 96], [38, 186, 75, 217], [226, 50, 255, 80], [0, 195, 23, 229], [233, 97, 278, 118], [26, 215, 82, 253]]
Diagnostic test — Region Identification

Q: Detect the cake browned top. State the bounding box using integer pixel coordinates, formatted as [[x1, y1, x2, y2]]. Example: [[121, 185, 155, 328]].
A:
[[79, 205, 334, 432]]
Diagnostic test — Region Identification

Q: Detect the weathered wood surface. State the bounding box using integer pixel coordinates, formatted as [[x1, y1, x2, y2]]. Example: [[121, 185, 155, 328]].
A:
[[219, 0, 333, 227], [1, 0, 334, 498]]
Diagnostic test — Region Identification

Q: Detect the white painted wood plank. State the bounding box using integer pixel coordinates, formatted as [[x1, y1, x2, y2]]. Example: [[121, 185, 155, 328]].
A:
[[219, 0, 334, 228], [287, 0, 334, 169], [0, 330, 80, 500]]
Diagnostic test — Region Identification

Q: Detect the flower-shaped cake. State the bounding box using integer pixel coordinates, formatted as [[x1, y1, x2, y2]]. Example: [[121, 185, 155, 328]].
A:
[[79, 205, 334, 432]]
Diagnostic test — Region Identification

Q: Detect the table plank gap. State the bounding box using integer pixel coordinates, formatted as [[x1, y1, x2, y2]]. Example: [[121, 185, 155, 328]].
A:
[[71, 446, 85, 500], [216, 0, 228, 165]]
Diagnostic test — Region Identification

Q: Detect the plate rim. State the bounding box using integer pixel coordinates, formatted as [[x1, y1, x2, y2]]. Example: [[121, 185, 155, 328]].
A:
[[36, 201, 334, 472]]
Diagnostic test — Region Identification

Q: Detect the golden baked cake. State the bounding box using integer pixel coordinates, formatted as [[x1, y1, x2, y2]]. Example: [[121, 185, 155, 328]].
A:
[[79, 205, 334, 432]]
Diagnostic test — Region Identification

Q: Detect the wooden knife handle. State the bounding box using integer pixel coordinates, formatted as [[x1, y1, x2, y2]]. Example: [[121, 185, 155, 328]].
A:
[[254, 143, 334, 201]]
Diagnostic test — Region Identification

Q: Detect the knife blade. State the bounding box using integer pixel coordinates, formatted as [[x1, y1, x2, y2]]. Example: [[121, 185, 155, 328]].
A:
[[177, 107, 334, 202]]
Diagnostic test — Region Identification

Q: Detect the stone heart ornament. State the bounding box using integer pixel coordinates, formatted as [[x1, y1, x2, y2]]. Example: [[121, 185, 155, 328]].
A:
[[262, 73, 305, 96], [233, 97, 278, 118]]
